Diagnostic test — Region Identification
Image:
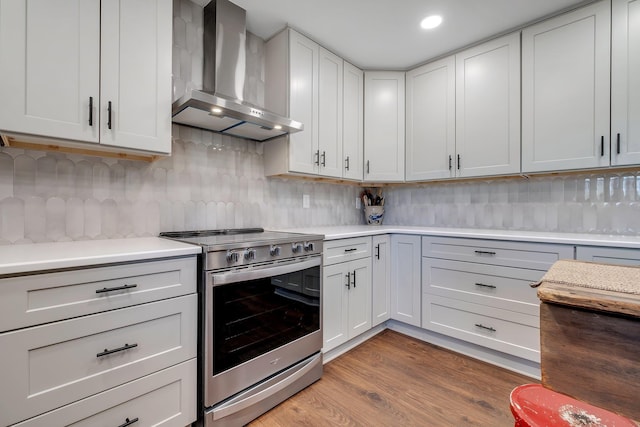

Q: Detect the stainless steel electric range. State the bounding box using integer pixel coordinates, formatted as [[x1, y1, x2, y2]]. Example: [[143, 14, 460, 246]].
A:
[[160, 228, 324, 427]]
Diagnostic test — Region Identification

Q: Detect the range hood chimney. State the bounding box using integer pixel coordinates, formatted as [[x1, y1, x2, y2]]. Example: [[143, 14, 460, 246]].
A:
[[171, 0, 302, 142]]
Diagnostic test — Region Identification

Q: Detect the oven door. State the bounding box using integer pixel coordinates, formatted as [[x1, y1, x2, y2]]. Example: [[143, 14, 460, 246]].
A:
[[204, 256, 322, 408]]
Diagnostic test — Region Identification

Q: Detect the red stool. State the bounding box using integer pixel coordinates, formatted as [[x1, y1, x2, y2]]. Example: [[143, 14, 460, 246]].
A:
[[510, 384, 638, 427]]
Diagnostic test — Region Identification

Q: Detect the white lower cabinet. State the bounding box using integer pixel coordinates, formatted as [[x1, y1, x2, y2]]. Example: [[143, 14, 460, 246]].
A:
[[322, 238, 372, 352], [421, 236, 573, 362], [390, 235, 421, 327], [371, 235, 391, 326], [0, 255, 198, 427], [576, 246, 640, 266]]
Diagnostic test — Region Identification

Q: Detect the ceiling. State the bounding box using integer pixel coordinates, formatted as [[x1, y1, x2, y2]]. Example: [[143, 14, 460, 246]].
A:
[[196, 0, 592, 70]]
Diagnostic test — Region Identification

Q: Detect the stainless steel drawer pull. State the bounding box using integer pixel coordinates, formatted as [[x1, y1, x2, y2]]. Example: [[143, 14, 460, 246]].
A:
[[474, 250, 496, 256], [475, 283, 497, 289], [97, 343, 138, 358], [95, 284, 138, 294], [344, 248, 358, 253], [475, 324, 496, 332], [117, 417, 139, 427]]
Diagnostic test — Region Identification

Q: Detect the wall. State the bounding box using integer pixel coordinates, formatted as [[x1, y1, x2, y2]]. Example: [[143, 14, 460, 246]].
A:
[[384, 172, 640, 235]]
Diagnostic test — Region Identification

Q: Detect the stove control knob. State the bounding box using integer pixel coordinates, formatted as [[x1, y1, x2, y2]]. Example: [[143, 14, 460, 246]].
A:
[[226, 250, 239, 263], [270, 245, 281, 257], [303, 241, 315, 252], [292, 242, 303, 253], [244, 248, 256, 260]]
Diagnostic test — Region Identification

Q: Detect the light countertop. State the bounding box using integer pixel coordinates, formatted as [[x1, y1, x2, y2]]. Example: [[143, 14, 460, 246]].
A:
[[276, 225, 640, 248], [0, 237, 201, 277]]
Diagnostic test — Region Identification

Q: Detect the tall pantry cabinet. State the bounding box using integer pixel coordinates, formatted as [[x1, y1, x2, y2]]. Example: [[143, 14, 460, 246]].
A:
[[0, 0, 172, 154]]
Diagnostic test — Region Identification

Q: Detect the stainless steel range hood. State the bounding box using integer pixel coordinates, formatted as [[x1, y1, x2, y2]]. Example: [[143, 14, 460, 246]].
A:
[[171, 0, 302, 142]]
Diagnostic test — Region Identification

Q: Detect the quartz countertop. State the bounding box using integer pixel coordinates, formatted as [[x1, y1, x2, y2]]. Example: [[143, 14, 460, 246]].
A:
[[0, 237, 201, 277], [275, 225, 640, 248]]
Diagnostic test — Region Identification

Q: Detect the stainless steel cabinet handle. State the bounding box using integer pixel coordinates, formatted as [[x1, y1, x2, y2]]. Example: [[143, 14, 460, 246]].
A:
[[457, 154, 461, 170], [314, 150, 320, 165], [345, 156, 350, 171], [345, 272, 351, 289], [475, 283, 497, 289], [321, 151, 326, 167], [617, 133, 621, 154], [95, 284, 137, 294], [107, 101, 113, 130], [117, 417, 139, 427], [366, 160, 370, 174], [344, 248, 358, 253], [88, 96, 94, 126], [375, 244, 380, 259], [352, 270, 356, 288], [474, 250, 496, 256], [448, 155, 452, 171], [600, 135, 604, 156], [97, 343, 138, 358], [475, 324, 496, 332]]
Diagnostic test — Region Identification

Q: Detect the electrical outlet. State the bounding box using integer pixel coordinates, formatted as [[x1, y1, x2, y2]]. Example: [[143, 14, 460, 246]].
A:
[[303, 194, 310, 209], [355, 197, 361, 209]]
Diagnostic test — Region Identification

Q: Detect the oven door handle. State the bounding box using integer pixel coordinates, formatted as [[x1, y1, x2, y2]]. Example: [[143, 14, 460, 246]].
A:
[[209, 257, 321, 286]]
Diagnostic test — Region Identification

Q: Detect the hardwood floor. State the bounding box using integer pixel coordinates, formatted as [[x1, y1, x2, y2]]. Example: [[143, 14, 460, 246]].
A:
[[250, 330, 536, 426]]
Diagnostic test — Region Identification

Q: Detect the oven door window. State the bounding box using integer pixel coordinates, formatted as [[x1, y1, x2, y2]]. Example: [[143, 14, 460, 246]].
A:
[[212, 265, 320, 375]]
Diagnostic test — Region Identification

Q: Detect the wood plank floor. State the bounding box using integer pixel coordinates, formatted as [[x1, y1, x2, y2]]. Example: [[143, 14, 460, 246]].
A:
[[250, 330, 537, 426]]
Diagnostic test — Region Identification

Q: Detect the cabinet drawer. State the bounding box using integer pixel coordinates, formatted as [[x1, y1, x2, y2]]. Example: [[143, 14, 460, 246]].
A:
[[422, 294, 540, 362], [0, 257, 196, 332], [323, 237, 371, 265], [13, 359, 196, 427], [422, 236, 573, 270], [576, 246, 640, 266], [422, 258, 542, 316], [0, 295, 197, 426]]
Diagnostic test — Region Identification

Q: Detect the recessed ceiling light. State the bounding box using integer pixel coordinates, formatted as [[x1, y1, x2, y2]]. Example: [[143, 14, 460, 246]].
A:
[[274, 125, 282, 130], [211, 107, 223, 114], [420, 15, 442, 30]]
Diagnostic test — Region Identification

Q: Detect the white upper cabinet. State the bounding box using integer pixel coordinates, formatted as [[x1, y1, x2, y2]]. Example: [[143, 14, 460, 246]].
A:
[[0, 0, 100, 143], [406, 56, 456, 181], [265, 29, 357, 179], [456, 33, 521, 178], [318, 47, 344, 178], [611, 0, 640, 166], [0, 0, 172, 155], [364, 71, 405, 182], [342, 62, 364, 180], [522, 1, 611, 173]]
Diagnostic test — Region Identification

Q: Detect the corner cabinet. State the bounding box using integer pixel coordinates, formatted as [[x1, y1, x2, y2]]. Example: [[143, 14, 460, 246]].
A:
[[342, 62, 365, 180], [322, 237, 372, 352], [0, 0, 172, 155], [390, 235, 421, 327], [521, 1, 611, 173], [265, 28, 363, 180], [364, 72, 405, 182], [611, 0, 640, 166]]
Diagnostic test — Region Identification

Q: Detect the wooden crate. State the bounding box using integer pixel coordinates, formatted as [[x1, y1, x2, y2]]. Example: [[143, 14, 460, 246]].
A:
[[537, 260, 640, 421]]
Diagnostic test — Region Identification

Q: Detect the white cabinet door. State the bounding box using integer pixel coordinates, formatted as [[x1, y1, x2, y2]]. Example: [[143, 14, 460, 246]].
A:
[[343, 61, 364, 180], [372, 235, 391, 326], [522, 1, 611, 173], [289, 30, 320, 175], [611, 0, 640, 166], [456, 32, 520, 178], [347, 257, 372, 338], [318, 47, 343, 178], [364, 71, 405, 182], [390, 235, 421, 327], [322, 263, 349, 351], [0, 0, 100, 143], [100, 0, 172, 154], [406, 56, 456, 181]]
